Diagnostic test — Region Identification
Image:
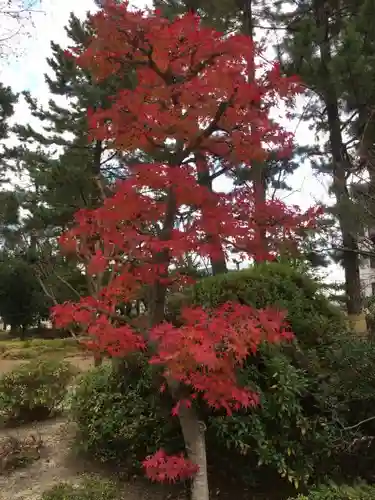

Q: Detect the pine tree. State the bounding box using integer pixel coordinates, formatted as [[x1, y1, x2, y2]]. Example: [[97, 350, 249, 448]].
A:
[[0, 83, 17, 183], [336, 0, 375, 246], [2, 12, 137, 306], [261, 0, 371, 330], [0, 82, 20, 265], [153, 0, 240, 31], [8, 12, 132, 211]]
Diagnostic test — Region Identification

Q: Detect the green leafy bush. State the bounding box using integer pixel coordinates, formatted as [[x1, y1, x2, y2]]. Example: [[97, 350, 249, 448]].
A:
[[364, 296, 375, 337], [70, 359, 182, 471], [70, 265, 375, 487], [191, 262, 348, 349], [190, 264, 375, 484], [0, 358, 75, 424], [316, 338, 375, 481], [41, 477, 118, 500], [172, 263, 346, 485], [206, 344, 333, 488], [322, 338, 375, 422], [289, 483, 375, 499], [71, 264, 350, 486], [70, 351, 330, 487]]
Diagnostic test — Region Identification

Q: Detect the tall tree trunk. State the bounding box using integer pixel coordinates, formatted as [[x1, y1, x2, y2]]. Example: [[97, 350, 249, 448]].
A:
[[187, 1, 227, 278], [358, 108, 375, 226], [92, 139, 109, 200], [196, 153, 227, 275], [20, 325, 27, 341], [314, 0, 365, 333], [10, 323, 17, 337], [243, 0, 268, 261], [91, 140, 107, 367]]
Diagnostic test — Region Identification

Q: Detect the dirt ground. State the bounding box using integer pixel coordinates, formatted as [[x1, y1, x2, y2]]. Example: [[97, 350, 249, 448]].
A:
[[0, 418, 81, 500], [0, 417, 185, 500], [0, 355, 186, 500]]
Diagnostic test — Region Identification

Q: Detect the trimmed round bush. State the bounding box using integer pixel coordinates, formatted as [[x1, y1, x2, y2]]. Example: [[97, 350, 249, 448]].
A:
[[70, 359, 183, 471], [191, 262, 348, 349], [289, 483, 375, 499], [0, 358, 75, 425], [168, 263, 354, 485]]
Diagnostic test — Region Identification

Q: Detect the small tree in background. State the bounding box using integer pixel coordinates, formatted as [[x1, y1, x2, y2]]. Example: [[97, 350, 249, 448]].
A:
[[0, 255, 48, 336], [52, 3, 319, 499]]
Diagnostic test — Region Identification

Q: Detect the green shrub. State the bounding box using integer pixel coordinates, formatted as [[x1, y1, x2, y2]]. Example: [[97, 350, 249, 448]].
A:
[[322, 338, 375, 421], [41, 477, 118, 500], [205, 343, 333, 488], [289, 483, 375, 499], [191, 262, 348, 349], [70, 351, 330, 487], [70, 360, 182, 471], [0, 358, 76, 424], [69, 265, 375, 487], [188, 264, 375, 485], [169, 263, 347, 485], [70, 264, 350, 487], [317, 337, 375, 481]]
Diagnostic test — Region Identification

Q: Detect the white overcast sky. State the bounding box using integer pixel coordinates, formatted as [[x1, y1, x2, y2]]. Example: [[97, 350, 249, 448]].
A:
[[0, 0, 343, 284]]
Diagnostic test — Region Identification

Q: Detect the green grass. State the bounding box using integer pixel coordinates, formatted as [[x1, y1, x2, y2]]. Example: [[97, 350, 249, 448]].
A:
[[0, 338, 89, 360]]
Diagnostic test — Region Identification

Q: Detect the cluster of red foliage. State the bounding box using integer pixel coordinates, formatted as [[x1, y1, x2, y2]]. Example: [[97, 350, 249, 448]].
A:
[[150, 303, 293, 415], [143, 450, 199, 483], [53, 1, 320, 484]]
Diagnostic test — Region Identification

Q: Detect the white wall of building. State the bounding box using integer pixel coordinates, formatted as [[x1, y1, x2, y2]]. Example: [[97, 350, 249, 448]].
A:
[[359, 227, 375, 298], [359, 262, 375, 297]]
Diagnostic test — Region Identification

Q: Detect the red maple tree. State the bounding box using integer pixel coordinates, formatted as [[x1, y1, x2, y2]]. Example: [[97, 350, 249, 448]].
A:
[[53, 3, 320, 499]]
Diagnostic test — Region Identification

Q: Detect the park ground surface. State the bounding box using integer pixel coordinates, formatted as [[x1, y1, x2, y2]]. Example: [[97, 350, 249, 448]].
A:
[[0, 353, 186, 500], [0, 417, 185, 500], [0, 343, 287, 500]]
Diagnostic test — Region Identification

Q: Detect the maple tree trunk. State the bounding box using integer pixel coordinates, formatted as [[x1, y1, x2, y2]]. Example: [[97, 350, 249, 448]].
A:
[[178, 404, 210, 500], [92, 139, 110, 200], [148, 188, 177, 326], [149, 186, 211, 499]]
